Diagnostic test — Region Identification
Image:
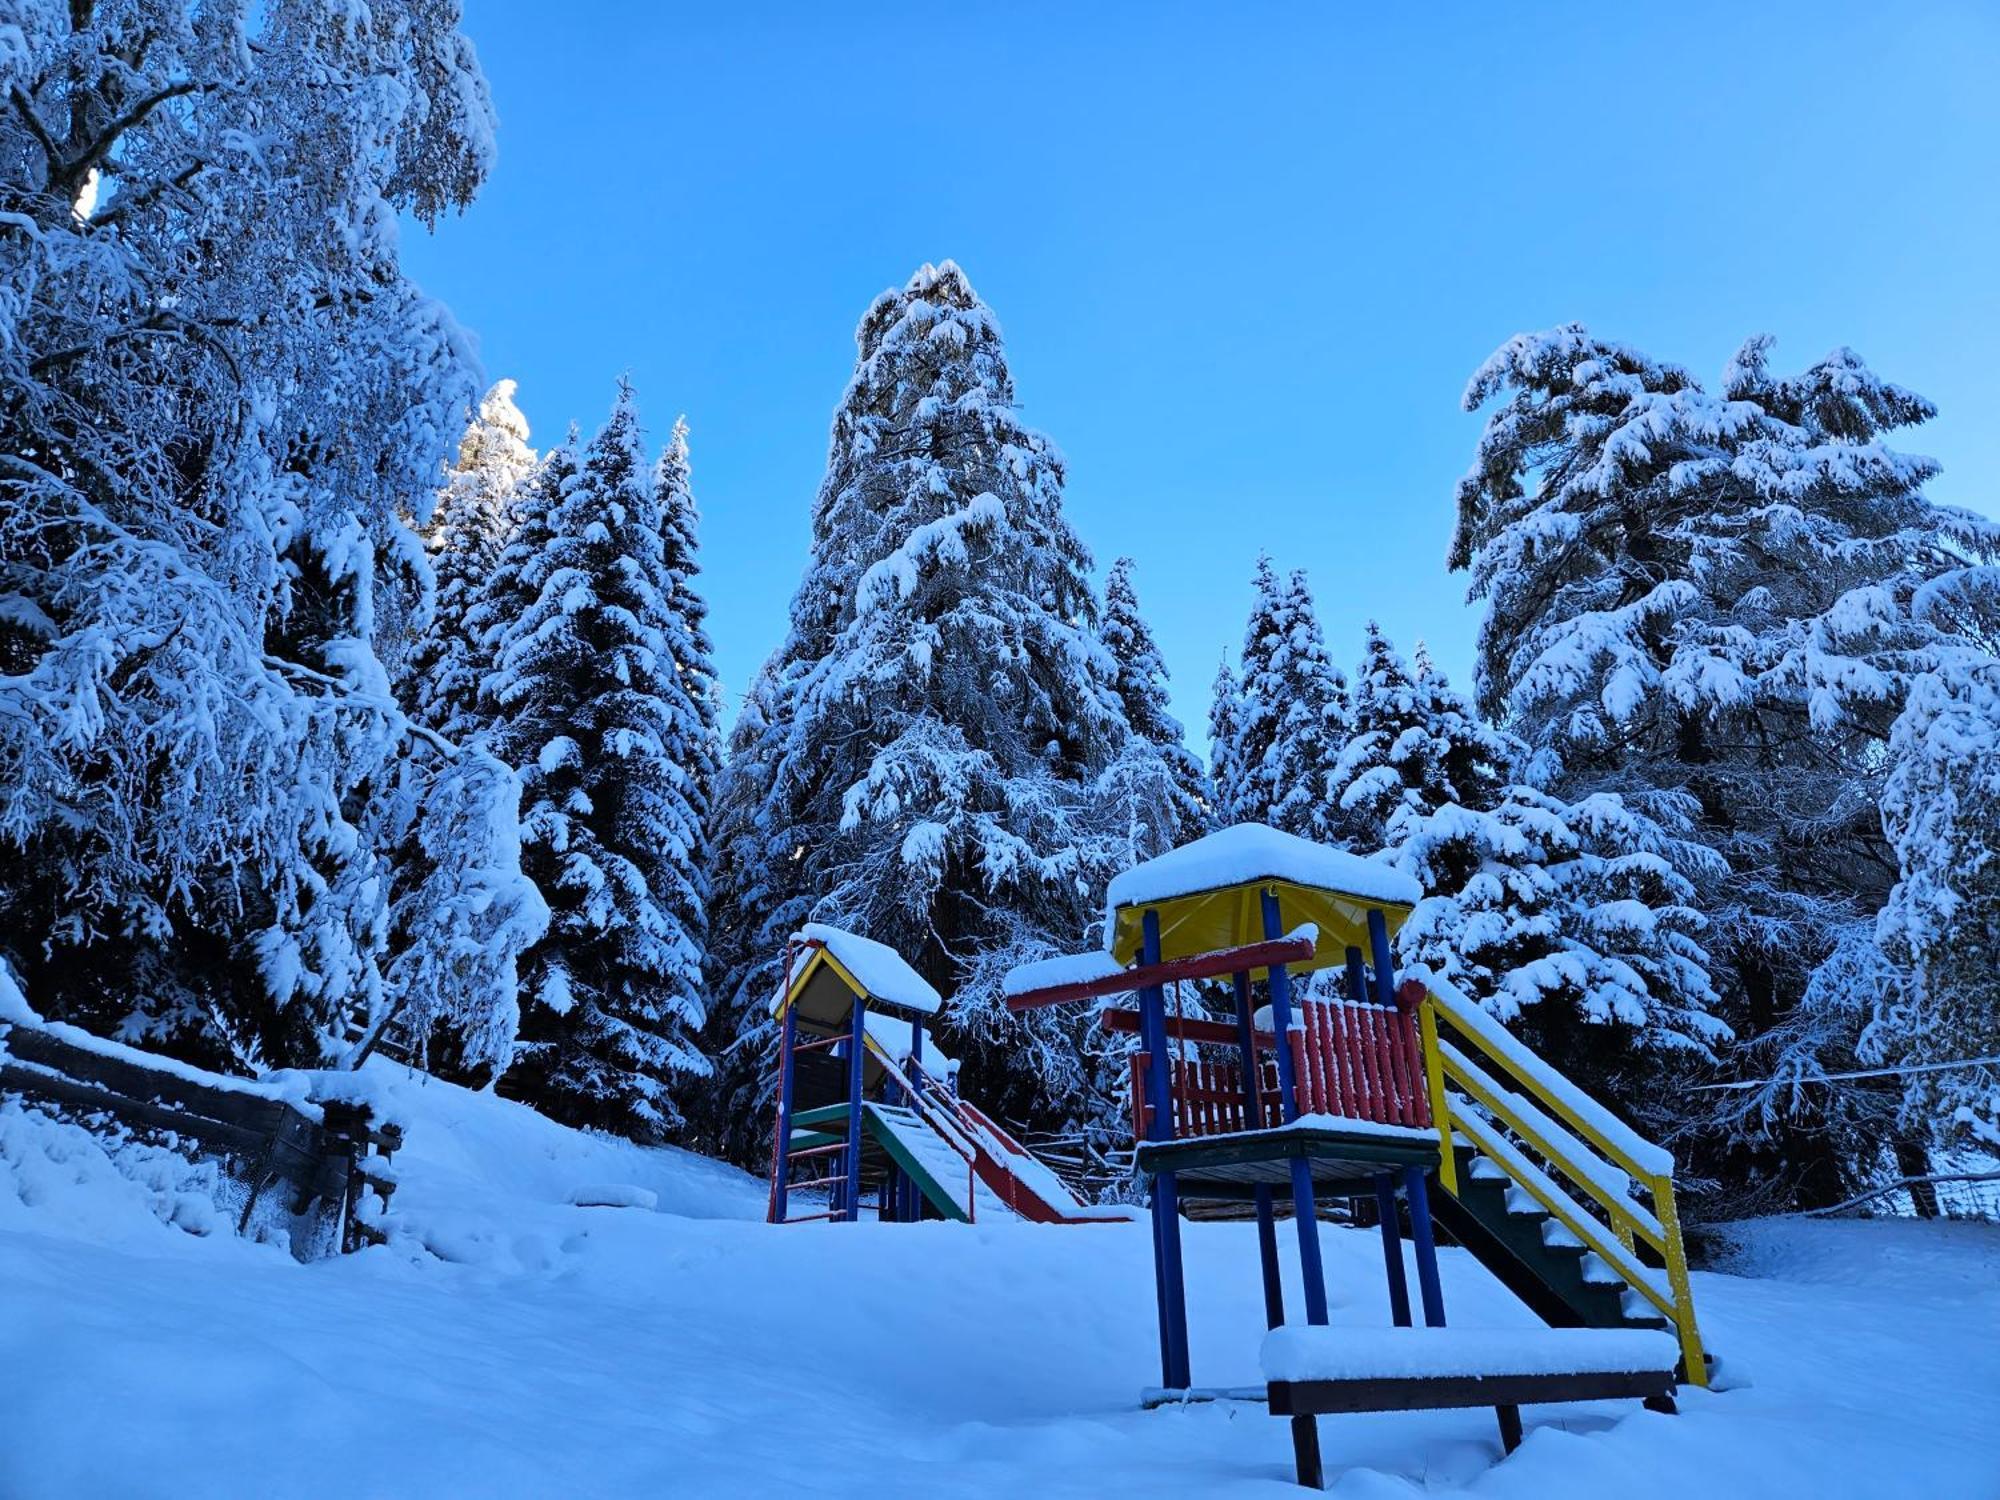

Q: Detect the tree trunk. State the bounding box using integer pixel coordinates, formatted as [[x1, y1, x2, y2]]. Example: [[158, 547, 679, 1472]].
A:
[[1893, 1129, 1940, 1219]]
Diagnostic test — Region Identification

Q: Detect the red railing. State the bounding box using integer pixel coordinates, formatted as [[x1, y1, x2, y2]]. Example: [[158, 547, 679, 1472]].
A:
[[1127, 996, 1430, 1141]]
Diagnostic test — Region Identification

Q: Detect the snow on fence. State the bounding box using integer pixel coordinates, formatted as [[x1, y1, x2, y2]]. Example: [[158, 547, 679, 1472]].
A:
[[0, 1016, 400, 1260]]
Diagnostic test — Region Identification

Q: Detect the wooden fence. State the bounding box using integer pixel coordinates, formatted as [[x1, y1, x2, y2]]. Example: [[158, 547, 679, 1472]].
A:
[[0, 1017, 399, 1260]]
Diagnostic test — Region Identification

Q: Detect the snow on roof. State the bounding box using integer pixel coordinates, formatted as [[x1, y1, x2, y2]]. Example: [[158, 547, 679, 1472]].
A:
[[861, 1010, 958, 1078], [1001, 950, 1127, 999], [1105, 824, 1421, 919], [795, 923, 943, 1016], [1260, 1324, 1679, 1384]]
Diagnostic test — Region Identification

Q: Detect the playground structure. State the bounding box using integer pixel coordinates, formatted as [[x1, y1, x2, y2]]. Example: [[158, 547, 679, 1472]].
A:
[[1005, 823, 1708, 1489], [766, 923, 1124, 1226]]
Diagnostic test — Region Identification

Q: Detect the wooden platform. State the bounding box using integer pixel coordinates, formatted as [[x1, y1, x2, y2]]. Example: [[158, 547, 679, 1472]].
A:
[[1134, 1120, 1441, 1201]]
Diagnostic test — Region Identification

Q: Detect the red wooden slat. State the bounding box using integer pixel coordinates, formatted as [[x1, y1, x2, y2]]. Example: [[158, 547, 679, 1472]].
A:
[[1336, 1002, 1369, 1122], [1315, 1003, 1340, 1117], [1306, 1003, 1331, 1116], [1381, 1007, 1410, 1125], [1378, 1006, 1408, 1124], [1400, 1007, 1430, 1126], [1368, 1007, 1400, 1124], [1330, 1001, 1358, 1119], [1386, 1005, 1419, 1124]]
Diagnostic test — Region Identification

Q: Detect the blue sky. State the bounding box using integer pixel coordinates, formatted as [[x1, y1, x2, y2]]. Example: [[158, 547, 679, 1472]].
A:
[[403, 2, 2000, 744]]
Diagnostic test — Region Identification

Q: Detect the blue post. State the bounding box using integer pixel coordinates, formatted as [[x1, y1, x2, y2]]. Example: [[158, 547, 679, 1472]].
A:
[[1366, 909, 1397, 1007], [1263, 890, 1329, 1328], [1402, 1164, 1447, 1326], [1234, 970, 1286, 1330], [844, 993, 866, 1224], [771, 1002, 799, 1224], [1140, 909, 1191, 1391], [1374, 1173, 1411, 1326]]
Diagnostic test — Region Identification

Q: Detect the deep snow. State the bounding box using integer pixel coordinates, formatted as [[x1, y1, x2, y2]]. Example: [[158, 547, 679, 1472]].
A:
[[3, 1066, 1997, 1498]]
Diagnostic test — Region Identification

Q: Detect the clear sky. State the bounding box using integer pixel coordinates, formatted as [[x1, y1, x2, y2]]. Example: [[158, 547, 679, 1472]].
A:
[[401, 2, 2000, 744]]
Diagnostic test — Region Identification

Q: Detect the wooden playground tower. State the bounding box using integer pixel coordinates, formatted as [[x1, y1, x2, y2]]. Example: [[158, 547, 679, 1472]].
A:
[[1005, 824, 1710, 1488], [767, 924, 1120, 1227]]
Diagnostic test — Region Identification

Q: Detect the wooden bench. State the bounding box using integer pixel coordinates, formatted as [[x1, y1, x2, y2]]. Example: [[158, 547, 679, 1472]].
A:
[[1261, 1326, 1680, 1488]]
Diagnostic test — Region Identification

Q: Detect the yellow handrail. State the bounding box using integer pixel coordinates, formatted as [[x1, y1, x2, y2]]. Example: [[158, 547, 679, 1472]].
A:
[[1416, 985, 1709, 1388]]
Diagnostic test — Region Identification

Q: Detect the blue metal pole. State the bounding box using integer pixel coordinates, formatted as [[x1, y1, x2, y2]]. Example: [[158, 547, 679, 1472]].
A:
[[1366, 909, 1397, 1007], [1263, 890, 1328, 1327], [771, 1002, 799, 1224], [1344, 946, 1369, 1006], [1234, 969, 1285, 1330], [1374, 1173, 1411, 1326], [1140, 909, 1191, 1391], [844, 993, 866, 1224], [1402, 1164, 1447, 1326]]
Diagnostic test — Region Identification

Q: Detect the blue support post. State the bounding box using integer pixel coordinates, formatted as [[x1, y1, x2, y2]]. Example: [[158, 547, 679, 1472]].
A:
[[771, 1002, 799, 1224], [1366, 909, 1397, 1006], [844, 994, 866, 1224], [1140, 909, 1191, 1391], [1234, 969, 1286, 1331], [1374, 1173, 1412, 1327], [1402, 1163, 1447, 1326], [1262, 891, 1329, 1328], [1344, 946, 1369, 1006]]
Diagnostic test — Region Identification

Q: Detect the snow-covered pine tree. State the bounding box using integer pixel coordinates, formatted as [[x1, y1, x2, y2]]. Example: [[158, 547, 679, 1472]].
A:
[[489, 385, 711, 1140], [0, 0, 507, 1071], [1328, 623, 1511, 854], [1394, 784, 1726, 1120], [1874, 635, 2000, 1155], [1101, 557, 1211, 847], [653, 417, 725, 1127], [1206, 659, 1247, 822], [410, 380, 537, 744], [707, 262, 1137, 1139], [1230, 559, 1348, 841], [1453, 327, 2000, 1206]]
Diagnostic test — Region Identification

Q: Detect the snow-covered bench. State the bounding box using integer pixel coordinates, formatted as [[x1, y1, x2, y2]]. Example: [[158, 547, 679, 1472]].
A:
[[1260, 1325, 1680, 1487]]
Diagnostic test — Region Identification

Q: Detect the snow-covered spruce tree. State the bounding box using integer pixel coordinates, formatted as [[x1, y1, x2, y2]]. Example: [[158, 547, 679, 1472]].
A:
[[1101, 557, 1211, 847], [1453, 327, 2000, 1206], [488, 386, 713, 1140], [653, 417, 725, 1128], [707, 262, 1143, 1146], [409, 380, 537, 743], [1328, 623, 1511, 854], [1230, 558, 1349, 841], [0, 0, 523, 1071], [1206, 658, 1247, 819], [1394, 785, 1726, 1123], [1874, 639, 2000, 1155]]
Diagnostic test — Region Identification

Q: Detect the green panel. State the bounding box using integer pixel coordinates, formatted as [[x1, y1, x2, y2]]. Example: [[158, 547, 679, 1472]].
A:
[[863, 1104, 971, 1224]]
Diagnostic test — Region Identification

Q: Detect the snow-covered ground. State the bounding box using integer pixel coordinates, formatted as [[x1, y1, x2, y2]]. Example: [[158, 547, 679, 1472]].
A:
[[4, 1068, 1997, 1498]]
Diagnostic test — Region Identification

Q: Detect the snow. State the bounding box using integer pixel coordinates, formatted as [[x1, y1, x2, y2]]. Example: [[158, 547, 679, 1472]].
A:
[[1002, 950, 1128, 999], [862, 1010, 959, 1079], [3, 1067, 1998, 1497], [1261, 1325, 1679, 1383], [1106, 823, 1422, 928], [795, 922, 944, 1016]]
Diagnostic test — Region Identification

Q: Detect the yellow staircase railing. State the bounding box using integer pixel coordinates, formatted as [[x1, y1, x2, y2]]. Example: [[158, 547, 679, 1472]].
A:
[[1415, 974, 1708, 1387]]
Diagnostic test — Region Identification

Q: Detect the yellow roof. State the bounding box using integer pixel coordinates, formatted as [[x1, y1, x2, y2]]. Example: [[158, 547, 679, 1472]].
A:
[[1108, 877, 1412, 972]]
